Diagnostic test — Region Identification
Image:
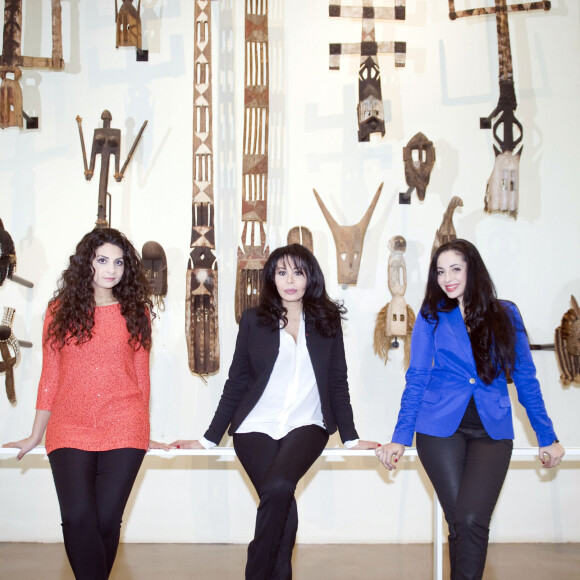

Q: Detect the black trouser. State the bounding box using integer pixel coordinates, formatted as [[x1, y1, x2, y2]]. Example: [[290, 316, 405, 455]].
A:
[[48, 447, 145, 580], [416, 431, 513, 580], [233, 425, 329, 580]]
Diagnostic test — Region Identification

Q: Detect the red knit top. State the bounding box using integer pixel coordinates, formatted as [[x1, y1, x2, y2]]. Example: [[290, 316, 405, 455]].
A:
[[36, 303, 150, 453]]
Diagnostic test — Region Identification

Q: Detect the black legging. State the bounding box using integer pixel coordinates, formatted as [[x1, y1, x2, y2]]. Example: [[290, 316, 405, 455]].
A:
[[233, 425, 329, 580], [48, 447, 145, 580], [417, 431, 513, 580]]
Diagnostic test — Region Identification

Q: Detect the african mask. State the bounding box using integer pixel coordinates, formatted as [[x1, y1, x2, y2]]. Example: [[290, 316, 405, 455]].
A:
[[403, 132, 436, 201], [313, 183, 383, 286], [142, 241, 168, 308]]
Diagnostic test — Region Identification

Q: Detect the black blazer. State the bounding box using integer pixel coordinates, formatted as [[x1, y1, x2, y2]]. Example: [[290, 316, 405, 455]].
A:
[[204, 307, 359, 445]]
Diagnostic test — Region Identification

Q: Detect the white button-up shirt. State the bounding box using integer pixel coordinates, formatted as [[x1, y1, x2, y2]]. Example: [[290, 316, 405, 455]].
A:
[[200, 315, 358, 449], [236, 314, 325, 438]]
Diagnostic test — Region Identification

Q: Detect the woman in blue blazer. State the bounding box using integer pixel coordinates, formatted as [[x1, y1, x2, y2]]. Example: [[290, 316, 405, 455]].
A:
[[174, 244, 378, 580], [376, 239, 564, 580]]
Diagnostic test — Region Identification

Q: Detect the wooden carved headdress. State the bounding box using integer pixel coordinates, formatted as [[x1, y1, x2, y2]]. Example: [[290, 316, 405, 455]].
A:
[[448, 0, 551, 218], [313, 183, 383, 286], [329, 1, 406, 142], [0, 307, 20, 405], [373, 235, 415, 369], [0, 0, 64, 129], [555, 295, 580, 386], [431, 196, 463, 259]]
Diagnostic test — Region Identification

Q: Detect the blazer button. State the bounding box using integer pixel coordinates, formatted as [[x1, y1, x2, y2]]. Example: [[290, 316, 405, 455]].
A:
[[469, 378, 476, 384]]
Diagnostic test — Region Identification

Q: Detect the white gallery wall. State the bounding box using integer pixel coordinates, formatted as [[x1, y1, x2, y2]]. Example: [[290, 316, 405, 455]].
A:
[[1, 0, 579, 544]]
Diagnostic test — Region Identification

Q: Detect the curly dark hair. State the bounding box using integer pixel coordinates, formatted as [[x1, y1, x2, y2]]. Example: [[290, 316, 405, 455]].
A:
[[421, 239, 517, 384], [46, 228, 154, 351], [257, 243, 346, 337]]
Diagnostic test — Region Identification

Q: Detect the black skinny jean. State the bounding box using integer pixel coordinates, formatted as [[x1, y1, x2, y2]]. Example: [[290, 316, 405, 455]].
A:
[[48, 447, 145, 580], [233, 424, 329, 580], [417, 430, 513, 580]]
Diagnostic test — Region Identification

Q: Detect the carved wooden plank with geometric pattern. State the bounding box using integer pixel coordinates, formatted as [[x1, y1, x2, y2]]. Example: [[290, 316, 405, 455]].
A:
[[186, 0, 220, 377], [235, 0, 270, 323]]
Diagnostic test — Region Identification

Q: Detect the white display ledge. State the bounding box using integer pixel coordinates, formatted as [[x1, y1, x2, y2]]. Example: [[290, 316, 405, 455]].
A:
[[2, 446, 578, 580]]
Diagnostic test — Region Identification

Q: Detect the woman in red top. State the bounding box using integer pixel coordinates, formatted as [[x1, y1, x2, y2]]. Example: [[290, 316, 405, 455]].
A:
[[4, 227, 161, 580]]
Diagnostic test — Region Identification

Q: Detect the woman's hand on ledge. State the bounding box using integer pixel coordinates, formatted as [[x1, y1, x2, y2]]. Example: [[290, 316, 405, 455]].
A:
[[170, 439, 205, 450], [148, 439, 173, 451], [375, 443, 406, 470], [539, 442, 565, 468], [2, 437, 40, 460], [349, 440, 380, 450]]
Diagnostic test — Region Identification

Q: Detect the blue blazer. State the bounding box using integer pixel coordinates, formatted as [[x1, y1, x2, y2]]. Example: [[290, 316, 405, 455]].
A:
[[204, 307, 359, 445], [392, 302, 557, 447]]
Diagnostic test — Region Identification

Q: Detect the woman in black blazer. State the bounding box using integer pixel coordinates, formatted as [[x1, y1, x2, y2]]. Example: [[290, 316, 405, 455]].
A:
[[173, 244, 378, 580]]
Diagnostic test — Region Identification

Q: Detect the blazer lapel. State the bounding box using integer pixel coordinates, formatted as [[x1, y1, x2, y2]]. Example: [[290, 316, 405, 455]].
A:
[[444, 307, 476, 370], [304, 319, 328, 383]]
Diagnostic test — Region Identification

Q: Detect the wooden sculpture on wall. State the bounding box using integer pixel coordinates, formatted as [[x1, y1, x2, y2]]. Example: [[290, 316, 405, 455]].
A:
[[448, 0, 551, 218], [0, 219, 33, 288], [373, 235, 415, 369], [0, 307, 20, 405], [115, 0, 148, 61], [142, 241, 167, 311], [0, 0, 64, 129], [186, 0, 219, 377], [76, 111, 148, 228], [329, 0, 406, 141], [555, 295, 580, 386], [313, 183, 383, 286], [287, 226, 313, 253], [400, 132, 436, 203], [235, 0, 270, 323], [431, 196, 463, 259]]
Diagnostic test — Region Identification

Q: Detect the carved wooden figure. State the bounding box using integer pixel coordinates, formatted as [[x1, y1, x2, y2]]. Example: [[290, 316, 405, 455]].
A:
[[448, 0, 551, 218], [186, 0, 219, 377], [235, 0, 270, 323], [76, 111, 148, 228], [0, 0, 64, 129], [431, 195, 463, 259], [401, 132, 436, 203], [329, 1, 406, 141], [313, 183, 383, 286], [555, 295, 580, 386], [373, 236, 415, 369], [0, 307, 20, 405], [287, 226, 313, 253]]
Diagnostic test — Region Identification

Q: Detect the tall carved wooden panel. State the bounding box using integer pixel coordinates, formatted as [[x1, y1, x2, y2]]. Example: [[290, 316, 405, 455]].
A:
[[329, 0, 406, 141], [186, 0, 220, 377], [0, 0, 64, 129], [448, 0, 551, 218], [235, 0, 270, 323]]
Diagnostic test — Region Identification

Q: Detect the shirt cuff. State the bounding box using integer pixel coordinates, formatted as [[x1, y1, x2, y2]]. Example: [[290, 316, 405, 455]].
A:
[[343, 439, 359, 449], [199, 437, 217, 449]]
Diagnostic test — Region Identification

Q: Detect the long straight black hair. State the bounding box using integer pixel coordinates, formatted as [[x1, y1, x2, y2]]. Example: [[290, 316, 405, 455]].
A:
[[421, 239, 517, 384], [257, 243, 346, 337]]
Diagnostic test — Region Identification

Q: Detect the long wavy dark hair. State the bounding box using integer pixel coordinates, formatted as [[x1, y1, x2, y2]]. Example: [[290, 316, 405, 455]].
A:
[[421, 239, 517, 384], [46, 228, 154, 351], [257, 244, 346, 337]]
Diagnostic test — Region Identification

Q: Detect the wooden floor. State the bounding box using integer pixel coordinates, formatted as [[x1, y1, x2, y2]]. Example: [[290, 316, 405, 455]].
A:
[[1, 542, 578, 579]]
